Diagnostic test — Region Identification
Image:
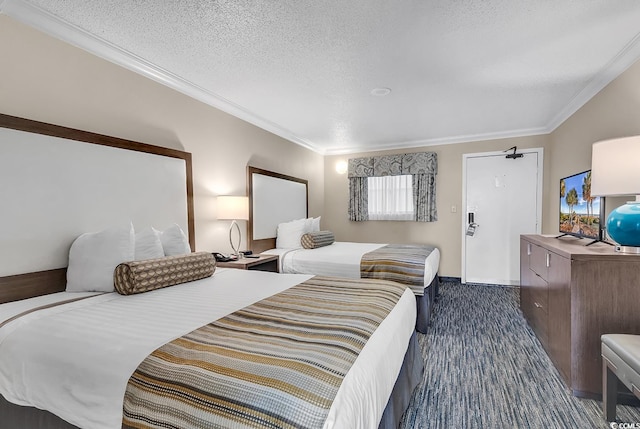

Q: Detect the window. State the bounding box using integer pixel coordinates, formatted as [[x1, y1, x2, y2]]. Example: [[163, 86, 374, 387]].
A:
[[368, 175, 414, 220], [347, 152, 437, 222]]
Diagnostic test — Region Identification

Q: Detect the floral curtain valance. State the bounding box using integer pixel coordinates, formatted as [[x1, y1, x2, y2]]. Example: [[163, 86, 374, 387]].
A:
[[348, 151, 438, 222], [348, 152, 437, 178]]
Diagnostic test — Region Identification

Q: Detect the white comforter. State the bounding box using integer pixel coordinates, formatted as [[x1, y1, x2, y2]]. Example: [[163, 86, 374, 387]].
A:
[[265, 242, 440, 287], [0, 268, 415, 429]]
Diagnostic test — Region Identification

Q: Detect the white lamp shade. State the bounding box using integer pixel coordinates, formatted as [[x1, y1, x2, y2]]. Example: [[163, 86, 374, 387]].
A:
[[217, 196, 249, 220], [591, 136, 640, 197]]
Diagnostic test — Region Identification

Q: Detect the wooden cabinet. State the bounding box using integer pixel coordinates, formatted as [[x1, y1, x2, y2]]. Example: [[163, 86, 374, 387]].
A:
[[520, 238, 567, 376], [520, 235, 640, 399], [546, 250, 572, 384]]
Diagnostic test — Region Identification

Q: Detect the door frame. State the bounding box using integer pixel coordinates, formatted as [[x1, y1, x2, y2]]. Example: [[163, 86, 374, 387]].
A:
[[461, 148, 544, 285]]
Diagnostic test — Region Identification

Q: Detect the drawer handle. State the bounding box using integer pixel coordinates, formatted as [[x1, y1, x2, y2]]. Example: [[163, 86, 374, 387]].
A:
[[527, 243, 531, 256], [546, 253, 550, 268], [534, 302, 542, 308]]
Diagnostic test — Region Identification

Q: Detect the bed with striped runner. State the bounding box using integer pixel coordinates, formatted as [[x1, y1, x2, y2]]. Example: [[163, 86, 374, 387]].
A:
[[360, 244, 437, 296], [122, 276, 407, 429]]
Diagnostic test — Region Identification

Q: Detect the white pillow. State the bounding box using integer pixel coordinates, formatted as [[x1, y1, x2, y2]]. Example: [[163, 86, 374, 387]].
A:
[[276, 218, 308, 249], [310, 216, 321, 232], [160, 224, 191, 256], [66, 223, 135, 292], [134, 227, 164, 260]]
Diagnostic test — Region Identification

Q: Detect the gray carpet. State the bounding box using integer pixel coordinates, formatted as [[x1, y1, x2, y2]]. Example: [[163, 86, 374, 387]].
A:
[[399, 281, 640, 428]]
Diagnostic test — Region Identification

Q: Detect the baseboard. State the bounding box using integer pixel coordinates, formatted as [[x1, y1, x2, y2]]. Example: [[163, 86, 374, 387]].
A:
[[464, 282, 519, 288], [572, 388, 640, 407]]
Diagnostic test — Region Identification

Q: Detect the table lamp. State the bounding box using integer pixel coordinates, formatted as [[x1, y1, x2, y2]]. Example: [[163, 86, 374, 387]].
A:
[[217, 195, 249, 259], [591, 136, 640, 253]]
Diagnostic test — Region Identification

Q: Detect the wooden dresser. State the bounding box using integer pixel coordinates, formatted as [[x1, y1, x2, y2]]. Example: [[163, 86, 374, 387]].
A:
[[520, 234, 640, 399]]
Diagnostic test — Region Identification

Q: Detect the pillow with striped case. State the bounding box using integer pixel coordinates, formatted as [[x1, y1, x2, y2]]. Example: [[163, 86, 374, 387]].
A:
[[300, 231, 335, 249], [114, 252, 215, 295]]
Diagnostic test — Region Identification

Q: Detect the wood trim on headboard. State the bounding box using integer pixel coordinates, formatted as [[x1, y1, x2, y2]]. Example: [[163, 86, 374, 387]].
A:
[[246, 166, 308, 254], [0, 113, 195, 304], [0, 268, 67, 304]]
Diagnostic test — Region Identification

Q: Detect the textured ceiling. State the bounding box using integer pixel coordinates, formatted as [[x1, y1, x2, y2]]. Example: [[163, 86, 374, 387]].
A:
[[4, 0, 640, 154]]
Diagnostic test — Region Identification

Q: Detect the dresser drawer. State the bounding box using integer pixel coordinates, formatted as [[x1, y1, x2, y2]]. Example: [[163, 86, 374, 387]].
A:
[[524, 263, 548, 347], [528, 297, 548, 346], [529, 243, 549, 280], [529, 271, 548, 313]]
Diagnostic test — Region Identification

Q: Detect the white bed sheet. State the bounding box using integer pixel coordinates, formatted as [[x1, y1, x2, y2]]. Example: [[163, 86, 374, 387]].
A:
[[0, 268, 415, 429], [265, 242, 440, 287]]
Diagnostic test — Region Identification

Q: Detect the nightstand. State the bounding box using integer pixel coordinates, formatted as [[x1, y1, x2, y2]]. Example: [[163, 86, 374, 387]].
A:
[[215, 254, 279, 273]]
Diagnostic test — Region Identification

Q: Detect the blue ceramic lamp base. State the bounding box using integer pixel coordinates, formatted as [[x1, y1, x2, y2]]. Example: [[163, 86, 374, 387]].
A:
[[607, 202, 640, 253]]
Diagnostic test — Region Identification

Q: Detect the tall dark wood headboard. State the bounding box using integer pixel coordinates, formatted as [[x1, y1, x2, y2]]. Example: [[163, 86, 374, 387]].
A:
[[0, 113, 194, 304], [247, 167, 308, 253]]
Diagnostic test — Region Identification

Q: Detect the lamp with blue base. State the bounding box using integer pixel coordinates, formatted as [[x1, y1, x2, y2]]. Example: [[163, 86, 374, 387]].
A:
[[591, 136, 640, 254], [606, 201, 640, 253]]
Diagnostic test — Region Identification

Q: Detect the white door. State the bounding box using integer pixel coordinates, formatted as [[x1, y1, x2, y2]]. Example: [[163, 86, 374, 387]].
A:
[[462, 149, 542, 285]]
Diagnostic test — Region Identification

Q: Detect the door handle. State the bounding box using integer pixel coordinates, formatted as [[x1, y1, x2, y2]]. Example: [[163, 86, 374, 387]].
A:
[[466, 212, 478, 237]]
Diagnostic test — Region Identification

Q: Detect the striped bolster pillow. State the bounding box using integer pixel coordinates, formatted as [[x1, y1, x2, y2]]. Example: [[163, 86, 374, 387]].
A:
[[114, 252, 215, 295], [301, 231, 335, 249]]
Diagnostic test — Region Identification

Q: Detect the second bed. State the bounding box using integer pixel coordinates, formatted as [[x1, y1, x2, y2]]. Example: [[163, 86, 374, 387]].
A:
[[264, 241, 440, 333]]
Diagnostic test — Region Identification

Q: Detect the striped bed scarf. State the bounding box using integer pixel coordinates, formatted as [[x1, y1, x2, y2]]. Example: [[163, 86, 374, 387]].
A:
[[122, 276, 407, 429], [361, 244, 437, 296]]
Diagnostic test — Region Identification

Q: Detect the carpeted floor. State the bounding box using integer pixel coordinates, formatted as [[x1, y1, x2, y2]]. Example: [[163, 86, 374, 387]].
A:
[[399, 280, 640, 428]]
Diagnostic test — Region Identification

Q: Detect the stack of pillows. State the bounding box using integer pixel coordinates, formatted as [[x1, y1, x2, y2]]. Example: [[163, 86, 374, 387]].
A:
[[66, 217, 336, 296], [276, 216, 335, 250], [66, 223, 215, 295]]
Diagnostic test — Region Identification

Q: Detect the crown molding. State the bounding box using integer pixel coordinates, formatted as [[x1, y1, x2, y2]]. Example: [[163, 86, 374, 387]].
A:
[[0, 0, 324, 154], [546, 29, 640, 132], [4, 0, 640, 157], [333, 26, 640, 157], [323, 127, 550, 155]]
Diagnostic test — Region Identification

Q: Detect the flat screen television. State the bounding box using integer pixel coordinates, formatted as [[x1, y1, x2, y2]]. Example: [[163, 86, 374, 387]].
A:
[[559, 170, 602, 240]]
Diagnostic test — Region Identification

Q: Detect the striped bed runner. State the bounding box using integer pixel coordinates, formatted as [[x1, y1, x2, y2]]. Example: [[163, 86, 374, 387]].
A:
[[122, 276, 407, 429], [361, 244, 436, 296]]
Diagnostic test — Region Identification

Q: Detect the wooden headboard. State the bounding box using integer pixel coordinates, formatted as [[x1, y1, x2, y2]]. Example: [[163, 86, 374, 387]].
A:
[[0, 113, 194, 304], [247, 167, 308, 253]]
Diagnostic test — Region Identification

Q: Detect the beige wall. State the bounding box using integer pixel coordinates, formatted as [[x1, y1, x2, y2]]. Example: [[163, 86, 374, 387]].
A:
[[0, 16, 324, 255], [546, 59, 640, 232], [324, 135, 550, 278]]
